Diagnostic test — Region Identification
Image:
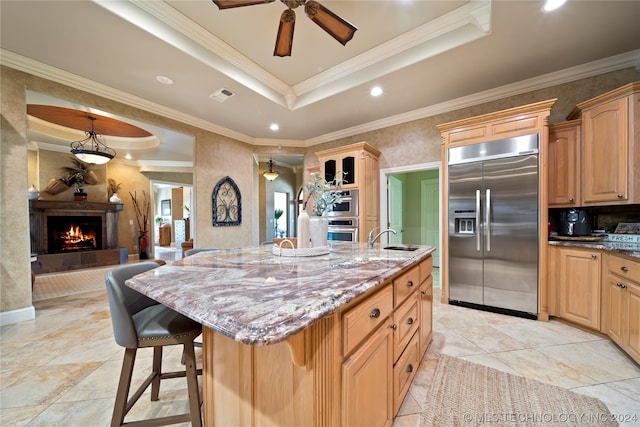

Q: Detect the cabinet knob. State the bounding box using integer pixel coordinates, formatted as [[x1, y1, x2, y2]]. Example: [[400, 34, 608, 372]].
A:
[[406, 280, 413, 287], [390, 324, 398, 330], [591, 254, 598, 260], [369, 308, 381, 318], [407, 317, 414, 325], [617, 282, 627, 289], [621, 266, 629, 272], [421, 290, 428, 296], [406, 364, 414, 373], [617, 194, 623, 199], [569, 198, 574, 203]]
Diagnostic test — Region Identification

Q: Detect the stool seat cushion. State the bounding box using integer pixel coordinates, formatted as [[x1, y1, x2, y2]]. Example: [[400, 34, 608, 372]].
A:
[[133, 304, 201, 346]]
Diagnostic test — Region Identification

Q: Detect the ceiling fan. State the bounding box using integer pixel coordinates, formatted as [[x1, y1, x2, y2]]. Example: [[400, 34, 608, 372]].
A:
[[212, 0, 357, 57]]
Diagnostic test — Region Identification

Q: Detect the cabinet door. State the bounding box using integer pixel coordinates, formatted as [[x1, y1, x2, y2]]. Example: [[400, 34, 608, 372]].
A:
[[606, 274, 626, 346], [558, 249, 601, 329], [342, 320, 393, 427], [582, 97, 629, 204], [418, 276, 433, 357], [548, 122, 580, 207], [626, 283, 640, 362]]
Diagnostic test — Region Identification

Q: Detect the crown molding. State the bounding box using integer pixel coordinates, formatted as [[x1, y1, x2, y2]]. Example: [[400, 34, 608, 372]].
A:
[[4, 46, 639, 149]]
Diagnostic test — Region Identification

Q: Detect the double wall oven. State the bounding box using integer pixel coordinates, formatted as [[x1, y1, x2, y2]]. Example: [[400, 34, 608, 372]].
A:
[[326, 190, 359, 242]]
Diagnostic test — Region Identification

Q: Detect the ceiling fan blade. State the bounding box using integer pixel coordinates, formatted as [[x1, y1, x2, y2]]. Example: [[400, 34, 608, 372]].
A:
[[274, 9, 296, 57], [304, 0, 357, 46], [212, 0, 274, 10]]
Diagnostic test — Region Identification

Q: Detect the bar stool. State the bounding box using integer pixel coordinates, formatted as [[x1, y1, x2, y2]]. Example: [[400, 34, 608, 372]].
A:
[[105, 262, 202, 427]]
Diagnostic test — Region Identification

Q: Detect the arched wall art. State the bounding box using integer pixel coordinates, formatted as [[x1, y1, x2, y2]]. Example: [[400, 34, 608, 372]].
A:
[[212, 176, 241, 226]]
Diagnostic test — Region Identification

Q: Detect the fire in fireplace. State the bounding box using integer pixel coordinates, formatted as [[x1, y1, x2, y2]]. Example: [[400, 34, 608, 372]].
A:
[[48, 216, 102, 253]]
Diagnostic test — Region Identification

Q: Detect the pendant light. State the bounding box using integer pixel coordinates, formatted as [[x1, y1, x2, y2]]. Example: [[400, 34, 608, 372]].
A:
[[263, 157, 279, 181], [70, 116, 116, 164]]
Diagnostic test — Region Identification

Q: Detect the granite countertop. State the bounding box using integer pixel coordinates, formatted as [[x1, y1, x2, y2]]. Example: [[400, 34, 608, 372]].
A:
[[126, 242, 435, 346], [548, 239, 640, 260]]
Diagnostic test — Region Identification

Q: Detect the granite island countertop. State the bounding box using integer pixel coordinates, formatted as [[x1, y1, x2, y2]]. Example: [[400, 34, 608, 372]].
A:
[[126, 242, 435, 346]]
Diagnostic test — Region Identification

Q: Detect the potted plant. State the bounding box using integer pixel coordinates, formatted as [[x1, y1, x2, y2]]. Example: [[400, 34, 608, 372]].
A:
[[61, 158, 96, 201], [108, 178, 122, 203], [301, 172, 344, 248]]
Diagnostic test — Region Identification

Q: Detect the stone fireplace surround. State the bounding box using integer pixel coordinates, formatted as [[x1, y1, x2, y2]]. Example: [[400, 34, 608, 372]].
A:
[[29, 200, 127, 274]]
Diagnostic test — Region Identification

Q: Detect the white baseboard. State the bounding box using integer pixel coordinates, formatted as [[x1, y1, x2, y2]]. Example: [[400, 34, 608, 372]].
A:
[[0, 305, 36, 326]]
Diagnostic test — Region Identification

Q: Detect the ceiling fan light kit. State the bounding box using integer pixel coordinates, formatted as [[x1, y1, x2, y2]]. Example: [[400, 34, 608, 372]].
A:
[[212, 0, 357, 57], [70, 116, 116, 165]]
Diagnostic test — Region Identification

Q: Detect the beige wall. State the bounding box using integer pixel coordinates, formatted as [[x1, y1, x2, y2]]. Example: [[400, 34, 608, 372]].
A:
[[304, 68, 640, 171], [2, 64, 639, 324]]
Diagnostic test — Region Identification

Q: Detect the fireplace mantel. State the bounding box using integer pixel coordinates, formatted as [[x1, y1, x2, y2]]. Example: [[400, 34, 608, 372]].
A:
[[29, 200, 123, 212], [30, 200, 126, 274]]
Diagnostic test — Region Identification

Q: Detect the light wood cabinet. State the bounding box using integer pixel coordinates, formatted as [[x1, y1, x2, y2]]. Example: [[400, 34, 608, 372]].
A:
[[418, 276, 433, 357], [342, 318, 394, 427], [606, 255, 640, 364], [548, 120, 581, 207], [557, 247, 601, 330], [315, 142, 381, 242], [342, 258, 432, 425], [567, 82, 640, 206]]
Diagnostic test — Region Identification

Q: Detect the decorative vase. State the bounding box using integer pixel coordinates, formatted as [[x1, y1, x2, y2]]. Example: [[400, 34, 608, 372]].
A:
[[109, 193, 121, 203], [28, 184, 40, 200], [309, 215, 328, 248], [138, 231, 150, 259], [297, 211, 310, 248]]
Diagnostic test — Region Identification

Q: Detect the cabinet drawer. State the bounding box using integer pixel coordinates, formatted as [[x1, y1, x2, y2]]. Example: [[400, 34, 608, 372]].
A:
[[608, 256, 640, 283], [393, 292, 419, 362], [419, 256, 433, 285], [343, 285, 393, 356], [393, 332, 420, 414], [394, 265, 420, 307]]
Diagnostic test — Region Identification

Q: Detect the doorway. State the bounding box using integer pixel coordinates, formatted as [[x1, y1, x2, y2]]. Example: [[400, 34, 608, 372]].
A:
[[381, 162, 441, 267]]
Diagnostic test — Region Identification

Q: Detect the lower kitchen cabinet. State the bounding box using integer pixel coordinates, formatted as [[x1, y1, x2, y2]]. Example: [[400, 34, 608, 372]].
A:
[[342, 319, 394, 427], [606, 255, 640, 364], [342, 257, 433, 426], [557, 247, 601, 330]]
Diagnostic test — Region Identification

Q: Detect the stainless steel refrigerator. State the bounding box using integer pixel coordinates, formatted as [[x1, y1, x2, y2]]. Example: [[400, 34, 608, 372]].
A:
[[448, 134, 539, 317]]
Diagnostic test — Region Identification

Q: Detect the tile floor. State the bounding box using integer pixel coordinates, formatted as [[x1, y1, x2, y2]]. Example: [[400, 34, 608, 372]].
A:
[[2, 265, 639, 426]]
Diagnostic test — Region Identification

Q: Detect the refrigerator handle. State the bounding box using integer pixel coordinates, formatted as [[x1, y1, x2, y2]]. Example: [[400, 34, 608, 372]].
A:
[[475, 190, 481, 252], [486, 188, 491, 252]]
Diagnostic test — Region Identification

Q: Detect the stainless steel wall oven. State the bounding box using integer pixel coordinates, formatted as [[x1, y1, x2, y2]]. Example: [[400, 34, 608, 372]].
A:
[[327, 218, 359, 242]]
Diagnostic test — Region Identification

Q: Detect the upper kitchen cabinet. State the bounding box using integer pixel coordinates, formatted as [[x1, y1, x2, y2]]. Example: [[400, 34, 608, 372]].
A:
[[567, 82, 640, 206], [316, 142, 381, 242], [548, 120, 581, 207], [316, 142, 381, 189]]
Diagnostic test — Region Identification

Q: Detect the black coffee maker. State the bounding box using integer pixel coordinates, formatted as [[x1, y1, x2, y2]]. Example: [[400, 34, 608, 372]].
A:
[[558, 209, 591, 236]]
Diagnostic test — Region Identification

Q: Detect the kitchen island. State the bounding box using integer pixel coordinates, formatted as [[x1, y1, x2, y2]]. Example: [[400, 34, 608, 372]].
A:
[[126, 242, 435, 427]]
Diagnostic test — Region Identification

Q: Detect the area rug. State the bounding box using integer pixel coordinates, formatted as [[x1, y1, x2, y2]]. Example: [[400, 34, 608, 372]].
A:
[[32, 266, 114, 301], [420, 354, 618, 426]]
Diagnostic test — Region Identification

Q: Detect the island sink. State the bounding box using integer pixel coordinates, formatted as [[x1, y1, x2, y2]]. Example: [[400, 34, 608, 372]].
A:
[[384, 245, 419, 251]]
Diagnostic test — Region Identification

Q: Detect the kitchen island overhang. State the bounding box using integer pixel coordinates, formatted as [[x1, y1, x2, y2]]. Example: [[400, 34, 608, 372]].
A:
[[125, 242, 435, 427]]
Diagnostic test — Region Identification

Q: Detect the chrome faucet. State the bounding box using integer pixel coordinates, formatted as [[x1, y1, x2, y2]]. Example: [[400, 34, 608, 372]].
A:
[[367, 227, 397, 248]]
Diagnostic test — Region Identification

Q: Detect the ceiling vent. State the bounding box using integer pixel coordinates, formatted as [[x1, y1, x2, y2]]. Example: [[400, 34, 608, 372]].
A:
[[209, 88, 235, 103]]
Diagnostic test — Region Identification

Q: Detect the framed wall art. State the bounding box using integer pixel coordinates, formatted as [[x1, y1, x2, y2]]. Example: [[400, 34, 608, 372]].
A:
[[212, 176, 241, 226]]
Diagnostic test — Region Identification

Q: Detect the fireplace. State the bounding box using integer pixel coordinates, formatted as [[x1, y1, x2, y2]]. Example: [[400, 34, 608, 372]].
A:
[[30, 200, 127, 273], [48, 216, 102, 253]]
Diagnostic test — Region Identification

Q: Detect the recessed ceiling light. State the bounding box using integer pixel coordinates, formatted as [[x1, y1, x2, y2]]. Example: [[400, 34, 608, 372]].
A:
[[270, 123, 279, 131], [156, 75, 174, 85], [370, 86, 383, 97], [125, 153, 132, 160], [543, 0, 566, 12]]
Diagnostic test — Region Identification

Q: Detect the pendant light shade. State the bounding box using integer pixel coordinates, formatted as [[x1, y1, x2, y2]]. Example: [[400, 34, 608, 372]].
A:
[[70, 116, 116, 164], [263, 158, 279, 181]]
